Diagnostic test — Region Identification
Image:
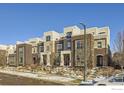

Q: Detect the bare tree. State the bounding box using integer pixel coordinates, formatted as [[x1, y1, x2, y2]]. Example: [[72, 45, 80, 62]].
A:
[[113, 31, 124, 53], [112, 31, 124, 68]]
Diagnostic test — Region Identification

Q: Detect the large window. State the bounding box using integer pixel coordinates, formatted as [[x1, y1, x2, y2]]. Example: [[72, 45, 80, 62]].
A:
[[66, 32, 72, 36], [46, 36, 51, 41], [97, 42, 102, 48], [19, 47, 24, 64], [32, 47, 37, 53], [67, 41, 71, 49], [66, 32, 72, 38], [39, 46, 44, 52], [76, 40, 83, 49]]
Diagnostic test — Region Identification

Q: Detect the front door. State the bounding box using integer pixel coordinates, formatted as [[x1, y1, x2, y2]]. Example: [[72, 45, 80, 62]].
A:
[[64, 54, 70, 66], [97, 55, 103, 67], [33, 57, 36, 64]]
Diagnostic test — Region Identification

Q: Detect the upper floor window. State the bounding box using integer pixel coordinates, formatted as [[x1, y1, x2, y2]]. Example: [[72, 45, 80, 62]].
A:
[[66, 32, 72, 36], [18, 47, 24, 64], [32, 46, 37, 53], [76, 40, 83, 49], [46, 36, 51, 41], [97, 42, 102, 48], [57, 44, 62, 51], [19, 47, 24, 55], [67, 41, 71, 49], [66, 32, 72, 39], [39, 46, 44, 52]]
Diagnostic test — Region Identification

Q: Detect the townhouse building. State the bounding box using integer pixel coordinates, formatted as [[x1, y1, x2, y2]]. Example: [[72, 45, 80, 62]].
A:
[[55, 26, 81, 67], [55, 26, 110, 68], [38, 31, 60, 66], [5, 25, 110, 68], [26, 38, 42, 65]]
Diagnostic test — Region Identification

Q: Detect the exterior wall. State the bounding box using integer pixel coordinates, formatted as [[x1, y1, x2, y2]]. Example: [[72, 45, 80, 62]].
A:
[[0, 50, 7, 66], [94, 39, 106, 48], [64, 26, 81, 36], [0, 26, 110, 68], [72, 34, 94, 68], [94, 48, 108, 66], [37, 42, 44, 53], [98, 27, 110, 46], [26, 38, 42, 54], [8, 54, 16, 66], [60, 50, 71, 66], [55, 36, 72, 67], [39, 31, 60, 66], [55, 39, 64, 66], [44, 41, 54, 52], [55, 34, 94, 68], [32, 46, 38, 54], [43, 41, 56, 66], [80, 26, 110, 67], [40, 52, 51, 66], [6, 45, 16, 65], [16, 44, 32, 66], [54, 26, 110, 68], [94, 38, 108, 66], [32, 53, 40, 65], [44, 31, 60, 41], [80, 27, 98, 36]]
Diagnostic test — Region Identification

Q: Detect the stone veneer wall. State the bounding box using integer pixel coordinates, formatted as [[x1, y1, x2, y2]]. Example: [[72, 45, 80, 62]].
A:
[[72, 34, 94, 68]]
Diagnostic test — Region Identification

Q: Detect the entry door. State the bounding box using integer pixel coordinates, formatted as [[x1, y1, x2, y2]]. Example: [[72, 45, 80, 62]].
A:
[[97, 55, 103, 67], [64, 54, 70, 66], [33, 57, 36, 64], [43, 55, 47, 66]]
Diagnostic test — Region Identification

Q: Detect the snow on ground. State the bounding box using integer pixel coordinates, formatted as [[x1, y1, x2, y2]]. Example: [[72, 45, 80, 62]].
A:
[[0, 69, 76, 84]]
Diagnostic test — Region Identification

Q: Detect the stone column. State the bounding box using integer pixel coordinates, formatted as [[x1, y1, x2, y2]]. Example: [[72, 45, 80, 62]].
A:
[[40, 53, 43, 65], [60, 53, 64, 66], [47, 54, 50, 66], [69, 54, 71, 66]]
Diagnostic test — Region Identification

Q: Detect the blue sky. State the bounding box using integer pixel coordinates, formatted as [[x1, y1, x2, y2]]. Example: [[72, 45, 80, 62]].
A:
[[0, 3, 124, 50]]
